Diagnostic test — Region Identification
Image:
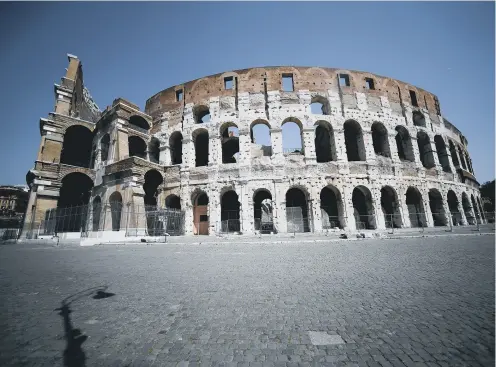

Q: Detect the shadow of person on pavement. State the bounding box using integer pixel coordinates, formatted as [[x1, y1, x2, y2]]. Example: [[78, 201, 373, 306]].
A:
[[55, 301, 87, 367]]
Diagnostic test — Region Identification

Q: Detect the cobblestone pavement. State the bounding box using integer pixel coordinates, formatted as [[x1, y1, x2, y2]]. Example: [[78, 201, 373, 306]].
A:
[[0, 236, 494, 367]]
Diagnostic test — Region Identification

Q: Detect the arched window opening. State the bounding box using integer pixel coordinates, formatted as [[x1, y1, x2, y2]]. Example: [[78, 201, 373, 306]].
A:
[[60, 125, 93, 168], [429, 189, 447, 226], [320, 186, 343, 229], [92, 196, 102, 231], [193, 129, 209, 167], [447, 190, 462, 225], [380, 186, 402, 228], [286, 188, 310, 232], [315, 121, 336, 163], [471, 195, 481, 223], [254, 190, 273, 233], [169, 132, 183, 165], [477, 197, 486, 222], [412, 111, 426, 127], [371, 122, 391, 158], [149, 137, 160, 164], [165, 194, 181, 210], [344, 120, 365, 161], [101, 134, 110, 162], [220, 123, 240, 164], [109, 192, 123, 231], [282, 119, 304, 155], [56, 173, 94, 232], [250, 120, 272, 157], [193, 192, 209, 235], [458, 147, 467, 170], [352, 186, 376, 230], [395, 126, 415, 162], [310, 96, 329, 115], [465, 153, 473, 173], [462, 193, 475, 225], [128, 136, 147, 159], [405, 187, 426, 228], [143, 170, 163, 209], [449, 141, 460, 167], [417, 132, 435, 168], [90, 145, 97, 169], [221, 190, 241, 233], [194, 105, 211, 124], [129, 115, 150, 131], [434, 135, 451, 172]]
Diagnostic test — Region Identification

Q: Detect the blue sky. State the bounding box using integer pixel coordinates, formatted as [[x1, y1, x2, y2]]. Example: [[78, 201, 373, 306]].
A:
[[0, 2, 494, 184]]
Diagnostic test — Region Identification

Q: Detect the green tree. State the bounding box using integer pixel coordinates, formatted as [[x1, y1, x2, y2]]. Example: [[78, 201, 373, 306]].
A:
[[479, 179, 495, 212]]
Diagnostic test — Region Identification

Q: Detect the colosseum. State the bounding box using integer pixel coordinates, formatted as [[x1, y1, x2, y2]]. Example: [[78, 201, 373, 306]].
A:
[[22, 54, 486, 240]]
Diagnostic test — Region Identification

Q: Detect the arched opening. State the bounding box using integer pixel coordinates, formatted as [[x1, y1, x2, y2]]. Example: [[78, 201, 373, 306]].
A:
[[253, 190, 273, 233], [428, 189, 447, 226], [90, 145, 97, 169], [462, 193, 474, 224], [286, 187, 310, 232], [109, 191, 123, 231], [282, 118, 304, 155], [371, 122, 391, 158], [465, 154, 473, 173], [434, 135, 451, 172], [352, 186, 376, 230], [221, 190, 241, 233], [129, 115, 150, 131], [220, 123, 240, 164], [60, 125, 93, 168], [344, 120, 365, 161], [320, 186, 343, 229], [143, 170, 163, 208], [417, 132, 435, 168], [148, 137, 160, 164], [395, 126, 415, 162], [193, 129, 209, 167], [100, 134, 110, 162], [250, 120, 272, 157], [56, 173, 94, 232], [447, 190, 462, 225], [193, 192, 209, 235], [169, 132, 183, 165], [92, 196, 102, 231], [310, 96, 329, 115], [477, 197, 486, 221], [405, 187, 426, 228], [194, 105, 211, 124], [380, 186, 402, 228], [412, 111, 426, 127], [471, 195, 481, 223], [314, 121, 336, 163], [165, 194, 181, 210], [449, 141, 460, 167], [458, 147, 467, 170], [128, 136, 147, 159]]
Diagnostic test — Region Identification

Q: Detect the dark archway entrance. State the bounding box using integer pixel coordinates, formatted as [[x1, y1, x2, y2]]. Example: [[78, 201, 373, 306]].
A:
[[194, 130, 209, 167], [395, 126, 415, 162], [143, 170, 164, 235], [221, 190, 241, 233], [193, 192, 209, 235], [314, 121, 336, 163], [352, 186, 376, 230], [344, 120, 365, 161], [428, 189, 447, 226], [447, 190, 462, 225], [169, 132, 183, 165], [128, 136, 147, 159], [286, 188, 310, 232], [405, 187, 425, 228], [165, 194, 181, 210], [60, 125, 93, 168], [434, 136, 451, 172], [462, 193, 474, 225], [320, 186, 343, 229], [56, 173, 94, 232], [371, 122, 391, 158], [109, 192, 123, 231], [254, 190, 273, 233], [380, 186, 402, 228], [92, 196, 102, 231]]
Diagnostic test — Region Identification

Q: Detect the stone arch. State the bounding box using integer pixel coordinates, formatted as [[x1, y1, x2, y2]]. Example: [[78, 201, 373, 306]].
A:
[[412, 111, 426, 127], [165, 194, 181, 210], [221, 190, 241, 233], [471, 194, 481, 223], [352, 185, 376, 230], [193, 104, 211, 124], [462, 192, 474, 224], [169, 131, 183, 165], [220, 122, 240, 164], [192, 191, 209, 235], [434, 135, 451, 172], [314, 121, 336, 162], [344, 120, 365, 161], [148, 137, 160, 164], [429, 189, 447, 226], [250, 119, 272, 157], [371, 122, 391, 158], [286, 187, 310, 233], [92, 196, 102, 231], [129, 115, 150, 130], [447, 190, 462, 225], [476, 196, 486, 221], [60, 125, 93, 168], [253, 189, 273, 232], [192, 128, 209, 167], [380, 186, 402, 228], [405, 187, 426, 228], [320, 185, 344, 229], [143, 169, 163, 208], [100, 133, 111, 162], [458, 146, 467, 170], [109, 191, 123, 231], [128, 136, 147, 159], [395, 126, 415, 162], [282, 117, 304, 155], [56, 172, 94, 233], [416, 131, 435, 168], [310, 95, 330, 115], [448, 140, 460, 166]]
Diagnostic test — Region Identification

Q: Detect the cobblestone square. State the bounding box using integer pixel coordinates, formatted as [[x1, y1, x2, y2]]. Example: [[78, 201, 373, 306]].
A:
[[0, 236, 494, 366]]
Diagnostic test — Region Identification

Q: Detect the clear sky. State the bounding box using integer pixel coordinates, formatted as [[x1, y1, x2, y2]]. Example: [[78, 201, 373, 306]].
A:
[[0, 2, 494, 185]]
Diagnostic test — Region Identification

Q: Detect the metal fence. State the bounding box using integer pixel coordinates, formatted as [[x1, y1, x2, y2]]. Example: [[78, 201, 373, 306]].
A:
[[0, 215, 24, 241]]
